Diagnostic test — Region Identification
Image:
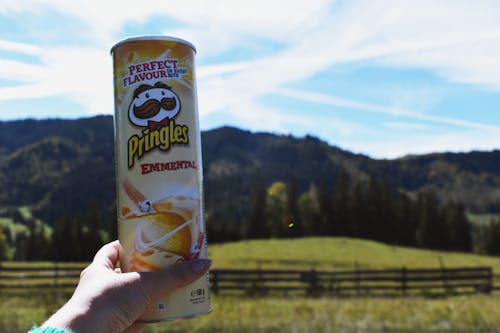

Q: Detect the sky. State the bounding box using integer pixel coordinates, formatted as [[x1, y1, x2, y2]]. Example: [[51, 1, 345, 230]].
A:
[[1, 0, 500, 159]]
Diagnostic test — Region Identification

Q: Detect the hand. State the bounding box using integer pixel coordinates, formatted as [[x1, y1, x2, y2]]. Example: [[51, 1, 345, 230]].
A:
[[42, 240, 211, 333]]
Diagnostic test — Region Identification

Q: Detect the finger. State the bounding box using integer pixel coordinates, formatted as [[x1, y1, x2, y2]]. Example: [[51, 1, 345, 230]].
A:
[[140, 259, 212, 297], [91, 240, 121, 270]]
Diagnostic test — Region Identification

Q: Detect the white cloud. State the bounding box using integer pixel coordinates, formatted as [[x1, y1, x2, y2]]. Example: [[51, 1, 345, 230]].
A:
[[0, 59, 46, 83], [1, 0, 500, 157], [0, 45, 113, 116], [276, 88, 500, 132], [384, 122, 432, 131], [190, 0, 500, 137], [343, 128, 500, 159], [0, 39, 42, 54]]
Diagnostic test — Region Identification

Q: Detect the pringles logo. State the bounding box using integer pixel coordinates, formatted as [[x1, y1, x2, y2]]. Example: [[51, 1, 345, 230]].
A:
[[127, 82, 189, 168]]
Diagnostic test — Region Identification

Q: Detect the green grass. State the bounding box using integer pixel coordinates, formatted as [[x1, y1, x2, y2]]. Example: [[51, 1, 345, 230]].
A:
[[208, 237, 500, 271], [4, 237, 500, 332], [468, 212, 498, 226], [3, 292, 500, 333]]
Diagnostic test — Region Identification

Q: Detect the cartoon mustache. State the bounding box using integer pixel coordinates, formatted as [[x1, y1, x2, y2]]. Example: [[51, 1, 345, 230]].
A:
[[133, 98, 177, 119]]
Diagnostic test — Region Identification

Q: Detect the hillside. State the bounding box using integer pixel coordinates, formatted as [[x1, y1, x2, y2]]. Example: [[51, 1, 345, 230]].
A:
[[208, 237, 500, 271], [0, 116, 499, 230]]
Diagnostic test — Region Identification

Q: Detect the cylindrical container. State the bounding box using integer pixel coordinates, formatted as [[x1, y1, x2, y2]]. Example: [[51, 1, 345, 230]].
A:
[[111, 36, 210, 322]]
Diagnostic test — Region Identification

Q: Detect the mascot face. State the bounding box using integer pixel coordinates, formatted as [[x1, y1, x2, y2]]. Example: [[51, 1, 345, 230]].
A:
[[128, 82, 181, 128]]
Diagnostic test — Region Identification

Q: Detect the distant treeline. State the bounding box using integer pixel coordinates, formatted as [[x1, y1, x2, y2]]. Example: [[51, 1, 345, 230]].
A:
[[1, 171, 500, 261], [0, 202, 113, 261], [208, 170, 500, 256]]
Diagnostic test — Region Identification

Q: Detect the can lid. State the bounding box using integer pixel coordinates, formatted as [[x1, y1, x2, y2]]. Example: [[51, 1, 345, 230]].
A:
[[110, 36, 196, 55]]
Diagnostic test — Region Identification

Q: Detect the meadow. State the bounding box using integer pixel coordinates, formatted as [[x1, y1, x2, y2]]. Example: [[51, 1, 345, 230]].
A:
[[3, 237, 500, 332]]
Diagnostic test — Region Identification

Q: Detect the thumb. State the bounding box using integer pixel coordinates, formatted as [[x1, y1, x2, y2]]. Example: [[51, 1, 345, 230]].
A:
[[140, 259, 212, 298]]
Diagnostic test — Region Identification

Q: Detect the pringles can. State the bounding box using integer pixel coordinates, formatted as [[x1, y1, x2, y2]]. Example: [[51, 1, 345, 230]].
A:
[[111, 36, 210, 321]]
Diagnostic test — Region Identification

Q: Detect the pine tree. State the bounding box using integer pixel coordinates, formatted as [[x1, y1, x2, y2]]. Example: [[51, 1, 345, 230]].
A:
[[318, 184, 333, 235], [484, 217, 500, 255], [393, 193, 418, 246], [25, 218, 52, 260], [332, 169, 350, 236], [284, 176, 302, 237], [81, 201, 105, 261], [0, 230, 8, 261], [247, 175, 268, 239], [298, 183, 321, 236], [73, 214, 85, 261], [350, 181, 366, 239], [416, 190, 448, 249], [444, 202, 472, 251], [52, 214, 75, 261], [364, 176, 381, 240], [108, 204, 118, 242]]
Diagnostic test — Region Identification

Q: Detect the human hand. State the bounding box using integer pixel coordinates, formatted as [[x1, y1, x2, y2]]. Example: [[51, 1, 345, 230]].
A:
[[41, 240, 211, 333]]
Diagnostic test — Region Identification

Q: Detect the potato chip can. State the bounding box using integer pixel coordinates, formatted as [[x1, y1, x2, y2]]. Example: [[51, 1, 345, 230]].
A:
[[111, 36, 210, 322]]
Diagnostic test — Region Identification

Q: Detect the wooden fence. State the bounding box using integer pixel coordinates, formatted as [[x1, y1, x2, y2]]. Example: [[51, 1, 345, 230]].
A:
[[210, 267, 493, 296], [0, 264, 494, 297], [0, 263, 84, 289]]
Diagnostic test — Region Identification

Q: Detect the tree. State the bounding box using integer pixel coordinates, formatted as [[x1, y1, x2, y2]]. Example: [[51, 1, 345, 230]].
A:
[[350, 181, 367, 239], [52, 214, 74, 261], [80, 201, 105, 261], [363, 176, 382, 241], [246, 175, 268, 239], [332, 169, 350, 236], [52, 213, 85, 261], [285, 176, 302, 237], [318, 183, 333, 235], [25, 218, 52, 260], [298, 183, 321, 236], [444, 202, 472, 252], [485, 217, 500, 255], [267, 182, 287, 238], [0, 230, 8, 261], [108, 204, 119, 241], [393, 193, 418, 246], [416, 190, 448, 249]]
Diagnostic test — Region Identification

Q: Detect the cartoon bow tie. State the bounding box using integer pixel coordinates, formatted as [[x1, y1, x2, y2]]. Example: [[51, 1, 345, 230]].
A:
[[148, 117, 170, 130]]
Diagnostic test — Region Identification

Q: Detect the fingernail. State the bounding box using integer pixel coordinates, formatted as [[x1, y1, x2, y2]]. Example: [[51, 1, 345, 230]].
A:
[[191, 259, 212, 273]]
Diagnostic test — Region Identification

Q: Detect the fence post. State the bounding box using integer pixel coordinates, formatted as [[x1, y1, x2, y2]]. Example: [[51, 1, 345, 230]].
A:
[[306, 268, 318, 296], [256, 265, 262, 296], [438, 257, 450, 295], [355, 261, 360, 296], [54, 261, 59, 289], [212, 270, 218, 294], [401, 266, 407, 296], [485, 267, 493, 293]]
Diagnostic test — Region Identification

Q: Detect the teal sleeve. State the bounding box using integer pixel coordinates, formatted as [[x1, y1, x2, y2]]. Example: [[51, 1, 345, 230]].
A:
[[28, 327, 73, 333]]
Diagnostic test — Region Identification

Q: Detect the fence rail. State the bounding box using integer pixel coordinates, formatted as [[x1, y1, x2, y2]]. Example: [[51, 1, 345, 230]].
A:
[[210, 266, 493, 296], [0, 263, 494, 296]]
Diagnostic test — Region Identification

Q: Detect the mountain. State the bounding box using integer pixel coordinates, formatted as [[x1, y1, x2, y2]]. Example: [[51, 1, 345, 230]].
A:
[[0, 116, 499, 229]]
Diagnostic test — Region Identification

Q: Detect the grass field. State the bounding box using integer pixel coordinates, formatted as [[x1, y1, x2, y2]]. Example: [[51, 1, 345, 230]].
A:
[[208, 237, 500, 271], [3, 237, 500, 332], [3, 291, 500, 333]]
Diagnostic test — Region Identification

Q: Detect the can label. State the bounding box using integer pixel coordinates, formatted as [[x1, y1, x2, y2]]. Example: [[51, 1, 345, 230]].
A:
[[111, 37, 210, 322]]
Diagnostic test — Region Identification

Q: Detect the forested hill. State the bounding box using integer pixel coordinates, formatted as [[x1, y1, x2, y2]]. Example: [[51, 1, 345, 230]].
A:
[[1, 115, 499, 230]]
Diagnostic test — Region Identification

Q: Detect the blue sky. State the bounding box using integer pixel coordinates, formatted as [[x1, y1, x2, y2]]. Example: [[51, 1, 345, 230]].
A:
[[1, 0, 499, 158]]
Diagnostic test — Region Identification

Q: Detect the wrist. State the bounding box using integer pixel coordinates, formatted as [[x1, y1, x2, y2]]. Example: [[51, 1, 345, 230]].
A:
[[42, 298, 101, 333]]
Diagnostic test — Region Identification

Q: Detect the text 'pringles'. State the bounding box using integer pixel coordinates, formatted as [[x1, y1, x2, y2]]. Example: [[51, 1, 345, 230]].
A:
[[127, 81, 189, 168]]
